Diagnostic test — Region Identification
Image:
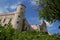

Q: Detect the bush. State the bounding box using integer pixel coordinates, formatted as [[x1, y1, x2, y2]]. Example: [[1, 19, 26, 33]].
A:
[[0, 23, 60, 40]]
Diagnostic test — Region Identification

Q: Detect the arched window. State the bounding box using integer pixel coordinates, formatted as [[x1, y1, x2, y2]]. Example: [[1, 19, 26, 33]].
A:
[[4, 24, 7, 26], [17, 21, 19, 24], [21, 8, 23, 10], [0, 19, 1, 22], [18, 15, 21, 18], [59, 26, 60, 29], [3, 19, 6, 23], [26, 27, 27, 30], [9, 18, 12, 22]]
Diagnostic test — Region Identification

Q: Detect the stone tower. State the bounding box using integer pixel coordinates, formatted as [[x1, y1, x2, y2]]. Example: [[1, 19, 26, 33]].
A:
[[16, 4, 26, 19], [39, 21, 47, 32], [14, 4, 26, 29]]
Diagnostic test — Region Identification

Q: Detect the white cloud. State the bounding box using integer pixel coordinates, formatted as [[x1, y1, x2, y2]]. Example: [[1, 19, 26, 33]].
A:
[[0, 7, 9, 13], [0, 0, 22, 13], [0, 4, 17, 13], [31, 0, 36, 5], [30, 0, 39, 6], [0, 8, 4, 13], [0, 0, 39, 13], [10, 5, 17, 9], [4, 2, 18, 9], [45, 20, 54, 27]]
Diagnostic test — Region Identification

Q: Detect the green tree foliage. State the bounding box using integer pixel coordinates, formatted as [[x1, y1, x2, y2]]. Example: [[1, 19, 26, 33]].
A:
[[0, 24, 5, 40], [0, 23, 60, 40], [38, 0, 60, 23], [5, 22, 15, 40]]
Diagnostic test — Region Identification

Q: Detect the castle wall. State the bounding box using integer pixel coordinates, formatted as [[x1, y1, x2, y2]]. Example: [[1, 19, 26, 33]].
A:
[[0, 13, 15, 27], [0, 4, 31, 31]]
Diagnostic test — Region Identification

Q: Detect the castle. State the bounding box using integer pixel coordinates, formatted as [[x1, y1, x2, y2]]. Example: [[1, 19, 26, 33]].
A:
[[0, 4, 31, 31], [0, 4, 47, 33]]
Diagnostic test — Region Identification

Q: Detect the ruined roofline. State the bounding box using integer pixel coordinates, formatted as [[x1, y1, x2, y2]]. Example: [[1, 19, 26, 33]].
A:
[[18, 4, 26, 8], [0, 12, 16, 16]]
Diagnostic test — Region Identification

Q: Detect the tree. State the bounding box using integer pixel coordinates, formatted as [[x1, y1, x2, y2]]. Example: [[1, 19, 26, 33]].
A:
[[0, 25, 60, 40], [5, 22, 15, 40], [0, 24, 6, 40], [38, 0, 60, 23], [0, 22, 60, 40]]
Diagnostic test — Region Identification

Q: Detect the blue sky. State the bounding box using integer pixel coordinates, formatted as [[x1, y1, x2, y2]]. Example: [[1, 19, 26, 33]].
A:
[[0, 0, 60, 34]]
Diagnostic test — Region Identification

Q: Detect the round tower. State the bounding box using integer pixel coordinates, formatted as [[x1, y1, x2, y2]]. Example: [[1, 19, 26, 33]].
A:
[[14, 4, 26, 30], [16, 4, 26, 19], [16, 4, 26, 12], [40, 20, 47, 32]]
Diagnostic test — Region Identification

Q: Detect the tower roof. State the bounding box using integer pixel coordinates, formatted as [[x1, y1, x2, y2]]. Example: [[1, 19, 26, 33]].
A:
[[0, 12, 15, 16], [18, 4, 26, 8]]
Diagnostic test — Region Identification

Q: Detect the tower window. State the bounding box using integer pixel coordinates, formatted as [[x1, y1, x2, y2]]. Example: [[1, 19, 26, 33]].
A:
[[21, 8, 23, 9], [4, 24, 7, 26], [18, 16, 21, 20], [17, 21, 19, 24], [9, 18, 12, 22], [25, 27, 27, 30], [18, 15, 21, 18]]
